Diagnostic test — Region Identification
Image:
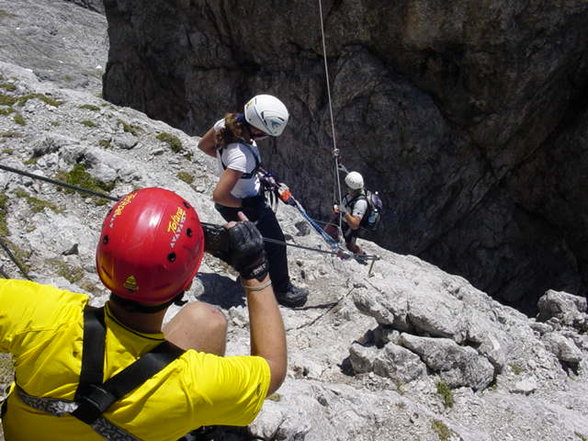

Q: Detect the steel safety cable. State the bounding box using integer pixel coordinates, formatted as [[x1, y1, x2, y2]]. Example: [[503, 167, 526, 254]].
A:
[[0, 238, 32, 280], [0, 163, 119, 202], [2, 163, 378, 262]]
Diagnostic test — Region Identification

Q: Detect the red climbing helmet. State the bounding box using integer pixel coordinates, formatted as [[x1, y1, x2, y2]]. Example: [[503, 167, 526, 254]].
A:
[[96, 187, 204, 304]]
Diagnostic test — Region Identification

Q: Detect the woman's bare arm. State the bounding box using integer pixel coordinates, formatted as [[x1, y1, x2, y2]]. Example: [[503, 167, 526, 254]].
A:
[[213, 169, 244, 207], [197, 127, 219, 158]]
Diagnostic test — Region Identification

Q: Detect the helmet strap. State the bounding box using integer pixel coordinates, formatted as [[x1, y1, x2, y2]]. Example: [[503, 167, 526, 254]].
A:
[[109, 292, 185, 314]]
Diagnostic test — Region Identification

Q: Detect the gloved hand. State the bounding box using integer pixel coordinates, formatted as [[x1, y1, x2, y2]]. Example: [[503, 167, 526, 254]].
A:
[[202, 223, 230, 258], [333, 203, 348, 214], [203, 222, 269, 281]]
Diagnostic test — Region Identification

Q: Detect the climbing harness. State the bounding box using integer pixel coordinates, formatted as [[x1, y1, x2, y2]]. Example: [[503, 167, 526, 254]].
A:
[[218, 141, 260, 180], [13, 306, 184, 440]]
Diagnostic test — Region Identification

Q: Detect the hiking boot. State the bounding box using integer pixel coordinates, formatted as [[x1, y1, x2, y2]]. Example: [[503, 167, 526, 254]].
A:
[[275, 282, 308, 308]]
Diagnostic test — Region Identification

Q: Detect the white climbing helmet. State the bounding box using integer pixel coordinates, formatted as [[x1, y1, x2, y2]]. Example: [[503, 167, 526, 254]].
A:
[[345, 171, 364, 190], [244, 94, 289, 137]]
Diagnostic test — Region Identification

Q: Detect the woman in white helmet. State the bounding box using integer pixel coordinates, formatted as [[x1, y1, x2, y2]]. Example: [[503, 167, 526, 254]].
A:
[[197, 94, 308, 308], [326, 171, 368, 256]]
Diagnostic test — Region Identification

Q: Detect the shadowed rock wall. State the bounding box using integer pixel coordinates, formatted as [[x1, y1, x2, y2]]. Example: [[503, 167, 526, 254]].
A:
[[64, 0, 104, 13], [102, 0, 588, 314]]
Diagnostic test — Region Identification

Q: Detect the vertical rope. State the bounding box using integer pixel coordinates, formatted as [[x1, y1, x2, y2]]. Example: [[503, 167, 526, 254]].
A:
[[318, 0, 344, 233]]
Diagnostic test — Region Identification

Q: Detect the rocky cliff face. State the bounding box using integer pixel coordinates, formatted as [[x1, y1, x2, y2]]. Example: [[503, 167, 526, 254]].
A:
[[2, 4, 588, 438], [64, 0, 104, 14], [102, 0, 588, 315]]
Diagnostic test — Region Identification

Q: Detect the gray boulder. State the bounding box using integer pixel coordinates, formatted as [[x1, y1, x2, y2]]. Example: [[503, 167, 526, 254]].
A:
[[537, 289, 588, 332], [400, 334, 495, 391]]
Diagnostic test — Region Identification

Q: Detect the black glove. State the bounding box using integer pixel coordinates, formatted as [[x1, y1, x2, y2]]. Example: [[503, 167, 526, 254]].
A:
[[203, 223, 230, 259], [203, 222, 269, 281]]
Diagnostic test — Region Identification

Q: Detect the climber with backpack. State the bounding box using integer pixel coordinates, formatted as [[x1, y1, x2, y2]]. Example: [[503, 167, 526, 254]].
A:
[[197, 94, 308, 308], [0, 187, 287, 440], [326, 171, 381, 257]]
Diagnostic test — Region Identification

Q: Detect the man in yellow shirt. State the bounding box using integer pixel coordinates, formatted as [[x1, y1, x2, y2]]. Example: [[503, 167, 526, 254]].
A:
[[0, 187, 287, 441]]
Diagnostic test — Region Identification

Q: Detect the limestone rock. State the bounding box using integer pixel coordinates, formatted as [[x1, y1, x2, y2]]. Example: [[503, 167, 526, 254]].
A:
[[2, 4, 588, 439], [101, 0, 588, 315], [537, 289, 588, 332], [372, 342, 427, 383], [400, 334, 495, 391], [541, 332, 584, 365]]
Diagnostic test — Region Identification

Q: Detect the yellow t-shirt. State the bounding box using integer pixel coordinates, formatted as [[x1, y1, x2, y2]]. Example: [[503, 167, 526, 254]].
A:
[[0, 279, 270, 441]]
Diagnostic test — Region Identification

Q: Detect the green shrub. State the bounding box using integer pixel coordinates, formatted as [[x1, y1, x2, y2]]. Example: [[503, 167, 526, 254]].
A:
[[177, 171, 195, 184], [17, 93, 63, 107], [0, 9, 15, 19], [436, 381, 454, 409], [0, 107, 15, 116], [118, 120, 141, 136], [431, 420, 451, 441], [15, 189, 63, 213], [81, 120, 97, 127], [0, 131, 21, 138], [509, 364, 523, 375], [13, 113, 26, 126], [55, 163, 116, 201], [0, 93, 17, 106], [0, 193, 8, 236], [46, 258, 84, 284], [0, 83, 16, 91], [157, 132, 182, 153], [79, 104, 100, 111]]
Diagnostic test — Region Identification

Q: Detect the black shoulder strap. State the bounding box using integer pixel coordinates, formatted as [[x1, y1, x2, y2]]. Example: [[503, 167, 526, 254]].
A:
[[75, 307, 106, 401], [346, 193, 370, 226], [347, 193, 367, 208], [72, 306, 184, 425], [219, 141, 261, 179], [240, 142, 261, 178]]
